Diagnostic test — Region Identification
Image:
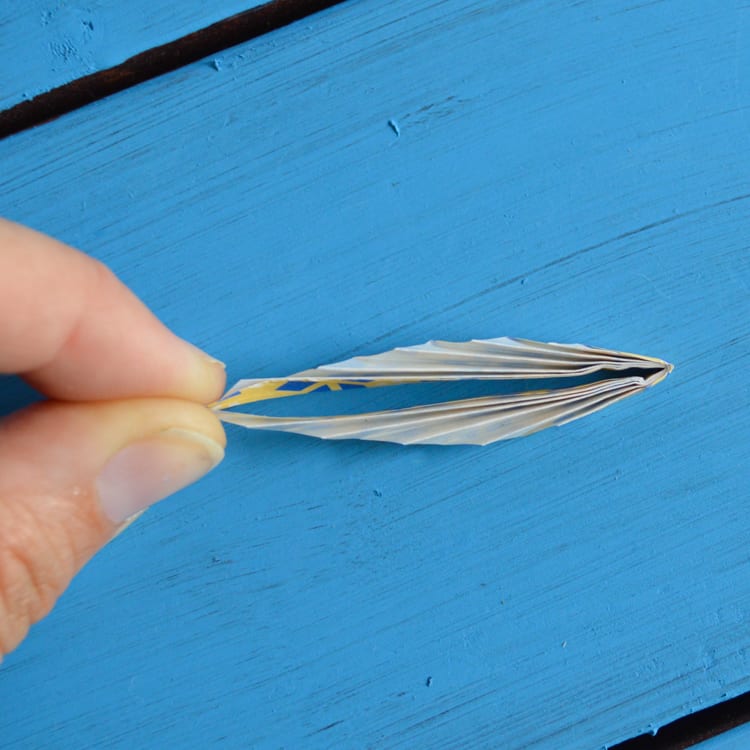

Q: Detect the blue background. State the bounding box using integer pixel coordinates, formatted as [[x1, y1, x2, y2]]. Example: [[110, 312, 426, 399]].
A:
[[1, 1, 749, 747]]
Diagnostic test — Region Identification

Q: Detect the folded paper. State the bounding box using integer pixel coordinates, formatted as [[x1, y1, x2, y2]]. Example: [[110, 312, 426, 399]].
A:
[[211, 337, 672, 446]]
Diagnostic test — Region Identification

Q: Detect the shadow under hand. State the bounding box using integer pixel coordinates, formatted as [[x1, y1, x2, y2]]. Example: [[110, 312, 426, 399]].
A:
[[0, 375, 44, 419]]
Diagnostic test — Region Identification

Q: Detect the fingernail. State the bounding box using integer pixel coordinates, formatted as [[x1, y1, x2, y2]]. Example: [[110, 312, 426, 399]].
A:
[[204, 354, 226, 369], [185, 343, 227, 402], [96, 428, 224, 523], [188, 342, 226, 370], [111, 509, 147, 540]]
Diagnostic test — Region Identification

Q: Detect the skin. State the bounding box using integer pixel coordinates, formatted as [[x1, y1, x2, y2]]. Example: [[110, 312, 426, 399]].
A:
[[0, 219, 227, 658]]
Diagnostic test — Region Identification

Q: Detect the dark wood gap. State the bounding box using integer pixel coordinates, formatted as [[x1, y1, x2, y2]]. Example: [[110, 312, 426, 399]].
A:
[[612, 691, 750, 750], [0, 0, 348, 140]]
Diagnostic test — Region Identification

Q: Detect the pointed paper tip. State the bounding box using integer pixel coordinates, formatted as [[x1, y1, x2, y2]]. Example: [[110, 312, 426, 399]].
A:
[[645, 358, 673, 387]]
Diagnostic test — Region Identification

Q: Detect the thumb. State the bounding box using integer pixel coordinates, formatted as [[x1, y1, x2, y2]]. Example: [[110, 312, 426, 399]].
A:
[[0, 398, 225, 657]]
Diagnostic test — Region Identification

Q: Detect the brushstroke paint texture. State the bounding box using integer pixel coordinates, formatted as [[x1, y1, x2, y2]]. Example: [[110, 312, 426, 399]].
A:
[[0, 0, 266, 111], [1, 0, 749, 748]]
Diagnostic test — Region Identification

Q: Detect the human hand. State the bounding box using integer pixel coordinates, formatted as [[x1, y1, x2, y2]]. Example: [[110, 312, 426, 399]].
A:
[[0, 219, 227, 658]]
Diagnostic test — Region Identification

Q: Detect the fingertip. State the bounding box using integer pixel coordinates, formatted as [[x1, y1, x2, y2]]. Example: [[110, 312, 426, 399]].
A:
[[181, 342, 227, 404], [1, 218, 227, 404]]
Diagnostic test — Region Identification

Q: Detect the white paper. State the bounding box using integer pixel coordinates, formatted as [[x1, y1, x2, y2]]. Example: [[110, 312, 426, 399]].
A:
[[211, 337, 672, 446]]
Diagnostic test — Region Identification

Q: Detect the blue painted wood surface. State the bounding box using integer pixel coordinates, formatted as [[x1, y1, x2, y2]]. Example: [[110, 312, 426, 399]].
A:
[[0, 0, 266, 111], [1, 1, 749, 748]]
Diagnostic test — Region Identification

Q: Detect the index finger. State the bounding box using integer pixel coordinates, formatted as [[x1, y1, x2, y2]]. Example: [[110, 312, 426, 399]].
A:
[[0, 219, 225, 403]]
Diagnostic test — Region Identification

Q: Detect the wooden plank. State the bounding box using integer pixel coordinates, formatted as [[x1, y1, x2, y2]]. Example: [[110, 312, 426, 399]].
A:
[[0, 0, 266, 112], [1, 0, 749, 748]]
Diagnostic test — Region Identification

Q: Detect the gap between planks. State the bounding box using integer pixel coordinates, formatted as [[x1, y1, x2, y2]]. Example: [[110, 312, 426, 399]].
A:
[[613, 691, 750, 750], [0, 0, 349, 140]]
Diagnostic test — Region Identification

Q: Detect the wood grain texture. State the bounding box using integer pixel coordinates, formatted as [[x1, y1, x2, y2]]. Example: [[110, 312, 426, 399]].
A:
[[0, 0, 266, 112], [1, 1, 749, 748]]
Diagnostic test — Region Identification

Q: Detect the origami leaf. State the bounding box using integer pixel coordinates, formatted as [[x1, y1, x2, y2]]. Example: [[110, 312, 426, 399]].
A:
[[211, 337, 672, 446]]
